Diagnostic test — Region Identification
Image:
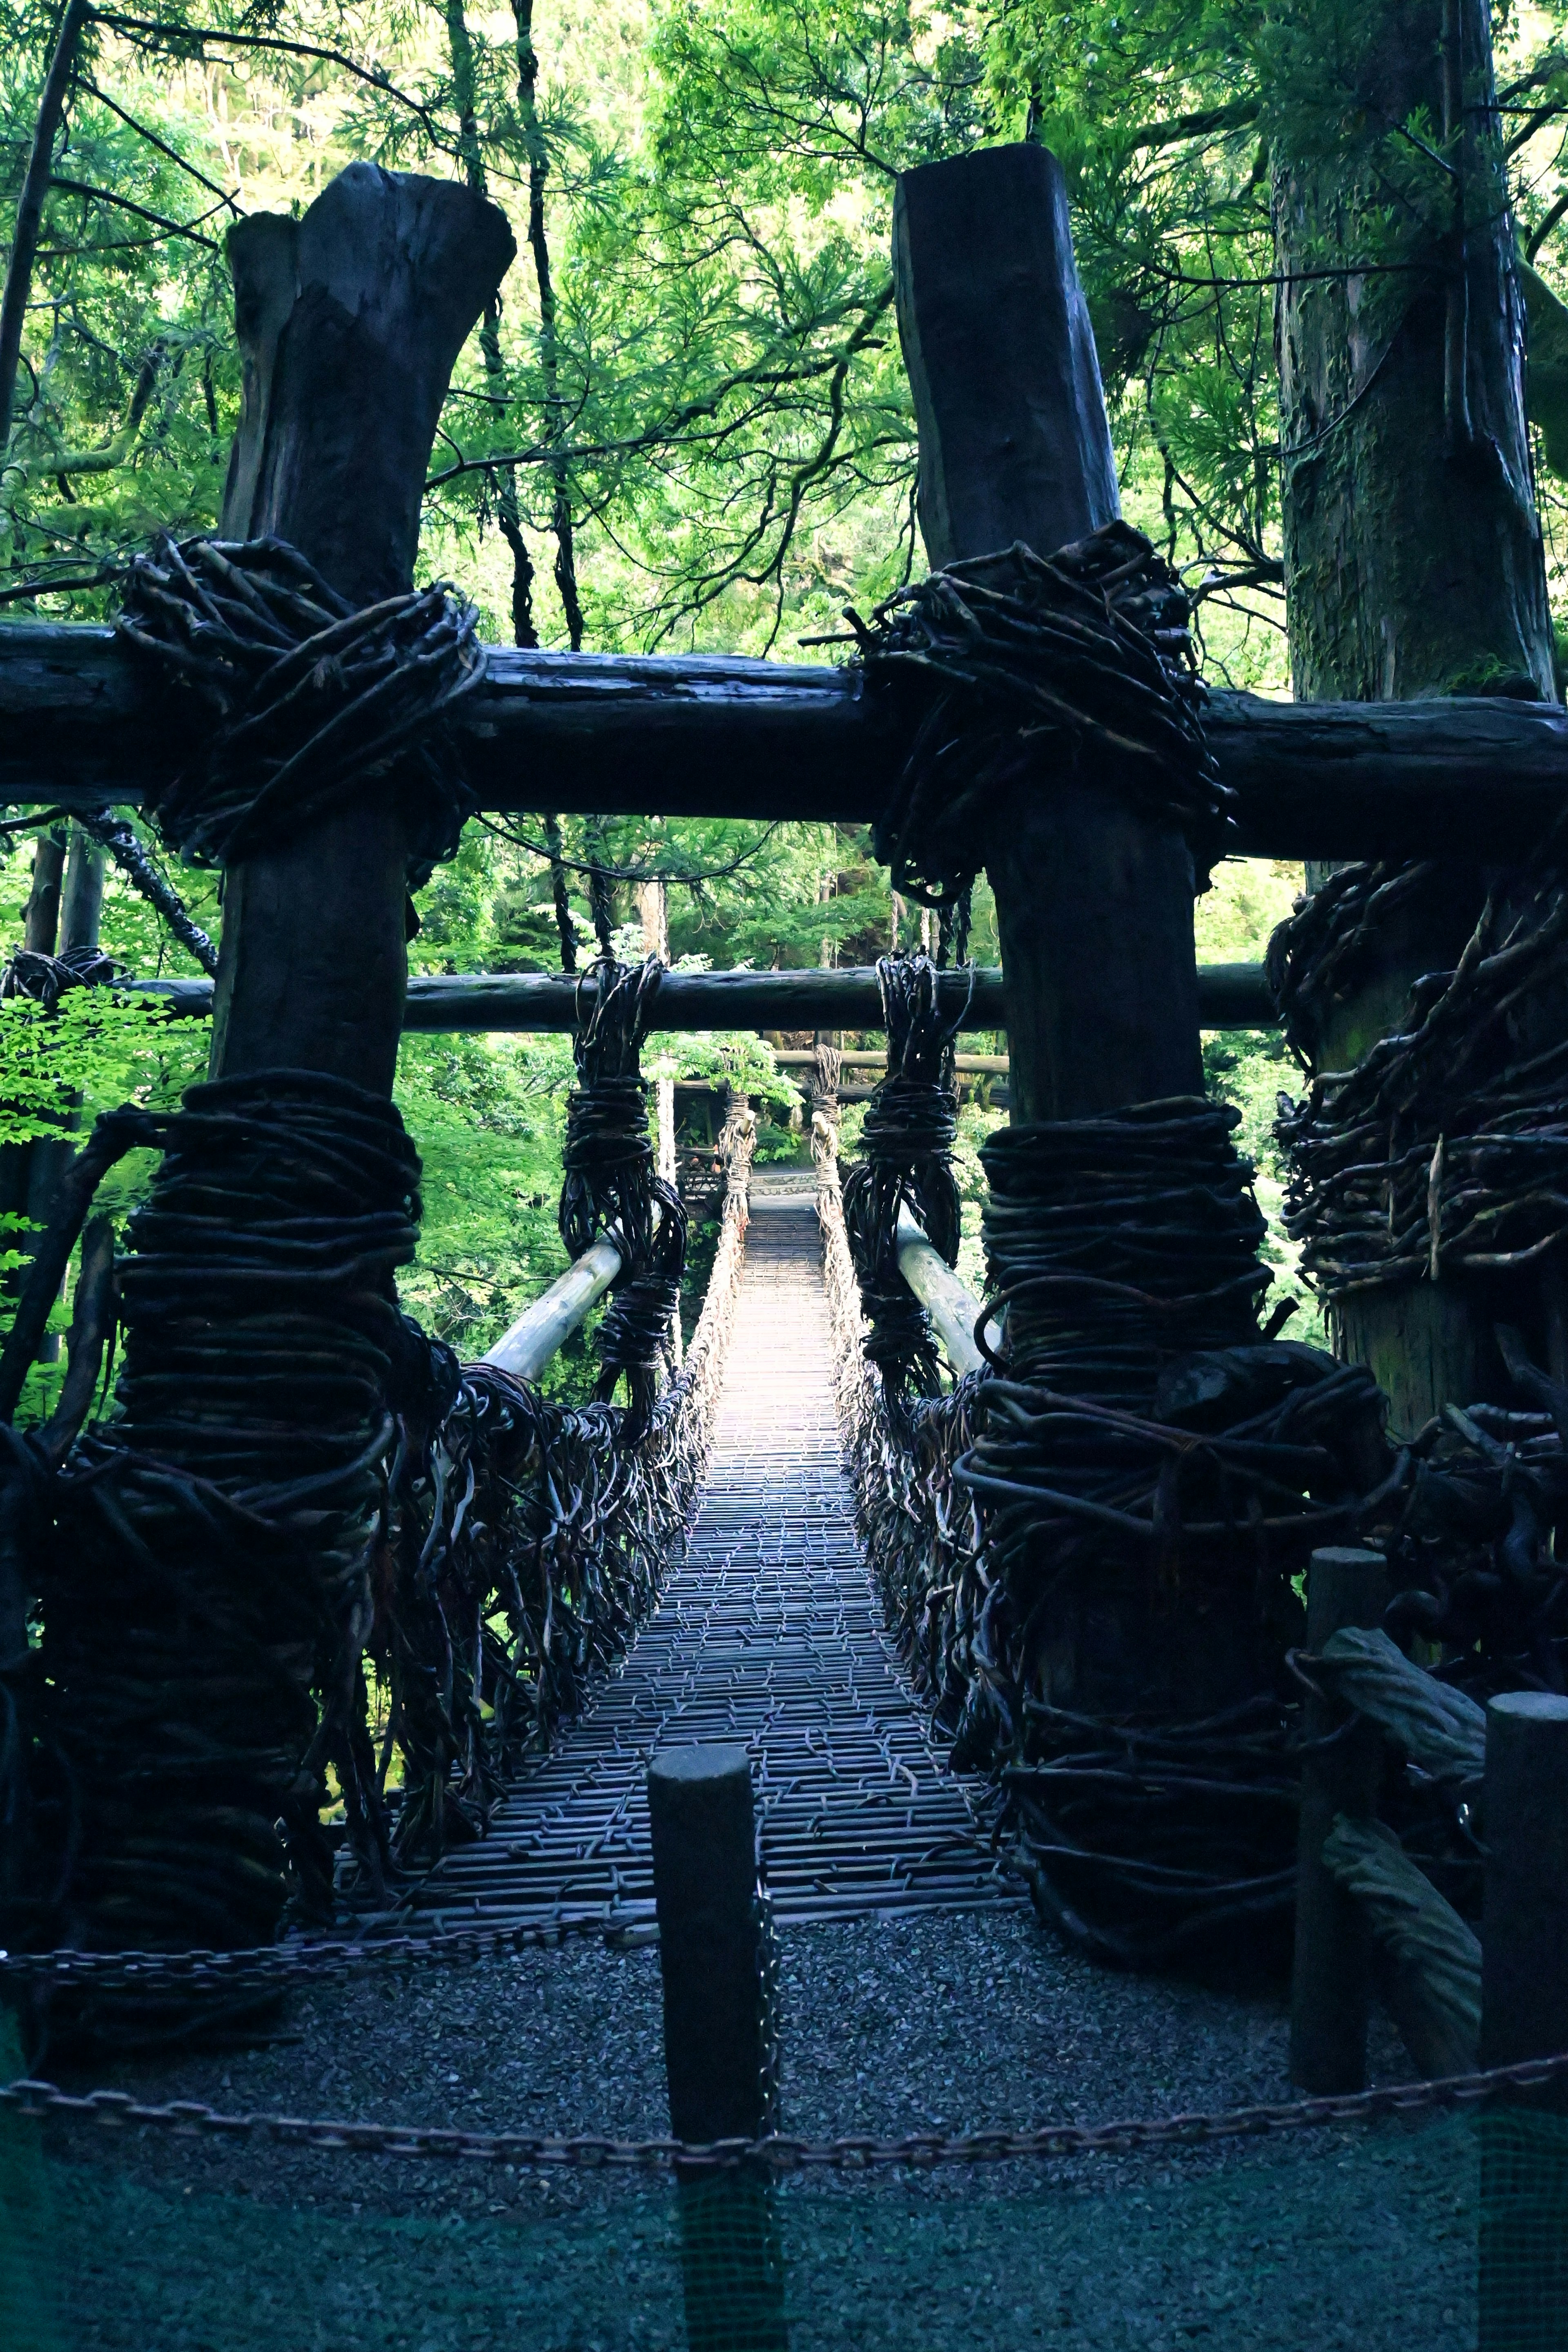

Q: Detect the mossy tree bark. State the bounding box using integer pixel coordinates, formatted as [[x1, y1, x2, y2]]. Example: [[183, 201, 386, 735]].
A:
[[1272, 0, 1557, 1434]]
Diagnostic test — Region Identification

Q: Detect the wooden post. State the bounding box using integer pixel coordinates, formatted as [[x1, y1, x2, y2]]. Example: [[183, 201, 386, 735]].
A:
[[209, 165, 514, 1093], [1479, 1692, 1568, 2352], [1290, 1546, 1388, 2093], [647, 1744, 787, 2352], [893, 143, 1203, 1123], [1481, 1692, 1568, 2070], [647, 1743, 767, 2144]]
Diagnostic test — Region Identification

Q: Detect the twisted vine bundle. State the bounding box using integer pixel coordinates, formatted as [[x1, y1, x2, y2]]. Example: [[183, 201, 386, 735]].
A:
[[116, 535, 483, 883], [16, 1073, 424, 1962], [1275, 870, 1568, 1296], [819, 1100, 1398, 1972], [559, 955, 688, 1439], [1264, 860, 1439, 1074], [850, 520, 1230, 910], [0, 944, 118, 1008], [842, 955, 966, 1401]]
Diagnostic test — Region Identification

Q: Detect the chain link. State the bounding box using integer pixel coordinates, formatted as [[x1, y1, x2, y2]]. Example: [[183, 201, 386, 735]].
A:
[[0, 1913, 650, 2000], [5, 2052, 1566, 2175], [754, 1877, 782, 2136]]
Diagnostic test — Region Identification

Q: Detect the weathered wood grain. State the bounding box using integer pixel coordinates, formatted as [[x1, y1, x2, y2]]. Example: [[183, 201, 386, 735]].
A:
[[4, 626, 1568, 860]]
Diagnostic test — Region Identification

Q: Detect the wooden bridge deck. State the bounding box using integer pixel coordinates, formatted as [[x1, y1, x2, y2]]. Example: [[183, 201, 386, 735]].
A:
[[412, 1184, 1015, 1930]]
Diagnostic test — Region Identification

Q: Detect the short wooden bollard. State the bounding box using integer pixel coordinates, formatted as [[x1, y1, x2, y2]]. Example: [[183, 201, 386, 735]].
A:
[[1479, 1693, 1568, 2352], [646, 1744, 786, 2352], [1290, 1547, 1388, 2094]]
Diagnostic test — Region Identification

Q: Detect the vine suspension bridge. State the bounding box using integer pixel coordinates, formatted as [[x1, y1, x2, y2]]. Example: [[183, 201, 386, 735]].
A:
[[411, 1173, 1013, 1937]]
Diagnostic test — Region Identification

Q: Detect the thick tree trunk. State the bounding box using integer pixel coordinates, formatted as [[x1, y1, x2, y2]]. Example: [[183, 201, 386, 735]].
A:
[[209, 165, 514, 1094], [1274, 0, 1557, 1433]]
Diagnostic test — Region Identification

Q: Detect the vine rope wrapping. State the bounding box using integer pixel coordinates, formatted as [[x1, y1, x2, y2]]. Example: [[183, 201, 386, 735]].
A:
[[6, 1072, 426, 1967], [558, 955, 688, 1439], [818, 1100, 1399, 1969], [116, 535, 483, 884], [842, 956, 966, 1402], [844, 521, 1231, 911], [1273, 864, 1568, 1296]]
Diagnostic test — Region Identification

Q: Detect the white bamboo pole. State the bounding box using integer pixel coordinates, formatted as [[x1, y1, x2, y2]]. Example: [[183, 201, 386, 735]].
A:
[[895, 1209, 989, 1377], [482, 1236, 622, 1382]]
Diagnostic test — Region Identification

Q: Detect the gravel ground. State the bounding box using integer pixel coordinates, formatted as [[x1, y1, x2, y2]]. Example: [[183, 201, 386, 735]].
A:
[[2, 1906, 1481, 2351]]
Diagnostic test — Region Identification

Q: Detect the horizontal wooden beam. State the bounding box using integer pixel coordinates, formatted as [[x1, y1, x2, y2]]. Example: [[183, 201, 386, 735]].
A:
[[125, 960, 1276, 1031], [2, 625, 1567, 858]]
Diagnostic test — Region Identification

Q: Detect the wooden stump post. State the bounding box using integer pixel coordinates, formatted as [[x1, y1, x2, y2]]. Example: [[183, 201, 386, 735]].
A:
[[647, 1743, 768, 2144], [647, 1744, 786, 2352], [1479, 1693, 1568, 2352], [210, 165, 514, 1092], [1481, 1693, 1568, 2071], [1290, 1546, 1388, 2093]]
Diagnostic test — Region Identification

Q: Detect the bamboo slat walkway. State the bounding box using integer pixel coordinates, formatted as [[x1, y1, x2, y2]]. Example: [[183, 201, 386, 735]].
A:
[[412, 1182, 1015, 1931]]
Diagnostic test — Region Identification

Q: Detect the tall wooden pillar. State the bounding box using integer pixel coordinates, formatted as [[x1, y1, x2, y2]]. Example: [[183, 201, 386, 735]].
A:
[[210, 165, 514, 1094], [892, 143, 1203, 1123]]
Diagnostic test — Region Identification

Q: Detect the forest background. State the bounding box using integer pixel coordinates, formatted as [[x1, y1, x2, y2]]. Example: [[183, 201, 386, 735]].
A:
[[7, 0, 1568, 1386]]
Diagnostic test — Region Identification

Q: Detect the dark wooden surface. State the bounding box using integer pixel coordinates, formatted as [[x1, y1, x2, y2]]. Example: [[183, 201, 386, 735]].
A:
[[894, 140, 1202, 1121], [1480, 1691, 1568, 2071], [125, 959, 1276, 1033], [646, 1745, 768, 2143], [1290, 1548, 1389, 2096], [6, 623, 1568, 860], [205, 165, 514, 1091]]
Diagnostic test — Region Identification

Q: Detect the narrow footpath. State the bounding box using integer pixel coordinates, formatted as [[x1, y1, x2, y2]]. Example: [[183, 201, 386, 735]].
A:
[[416, 1180, 1013, 1929]]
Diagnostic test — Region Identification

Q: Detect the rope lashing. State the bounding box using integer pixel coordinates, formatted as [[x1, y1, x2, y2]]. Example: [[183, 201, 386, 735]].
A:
[[1273, 864, 1568, 1296], [845, 520, 1231, 913], [0, 1072, 423, 1956], [808, 1040, 842, 1166], [116, 535, 484, 885], [823, 1098, 1400, 1970], [978, 1099, 1273, 1408], [842, 954, 968, 1402], [1264, 859, 1441, 1076], [559, 955, 688, 1440], [0, 944, 118, 1008]]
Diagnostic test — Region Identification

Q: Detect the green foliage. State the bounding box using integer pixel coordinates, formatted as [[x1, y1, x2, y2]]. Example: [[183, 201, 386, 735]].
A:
[[20, 0, 1559, 1390]]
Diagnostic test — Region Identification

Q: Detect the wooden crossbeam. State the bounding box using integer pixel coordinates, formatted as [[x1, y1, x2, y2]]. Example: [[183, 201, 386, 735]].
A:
[[125, 960, 1276, 1032], [2, 623, 1566, 860]]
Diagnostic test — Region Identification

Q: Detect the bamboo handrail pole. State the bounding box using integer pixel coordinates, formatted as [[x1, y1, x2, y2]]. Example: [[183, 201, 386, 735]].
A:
[[481, 1234, 623, 1382], [895, 1209, 990, 1377]]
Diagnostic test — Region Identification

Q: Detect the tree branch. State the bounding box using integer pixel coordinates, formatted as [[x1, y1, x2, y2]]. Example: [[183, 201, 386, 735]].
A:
[[0, 0, 89, 457]]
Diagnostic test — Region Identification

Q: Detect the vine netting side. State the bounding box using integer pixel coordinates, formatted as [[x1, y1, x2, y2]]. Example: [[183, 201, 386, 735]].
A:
[[358, 1102, 755, 1899], [814, 1084, 1405, 1976], [1271, 851, 1568, 1703]]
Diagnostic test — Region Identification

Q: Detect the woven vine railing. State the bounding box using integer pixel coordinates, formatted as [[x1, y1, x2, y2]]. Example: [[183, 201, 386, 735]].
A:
[[352, 1105, 755, 1904], [815, 1096, 1401, 1974]]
